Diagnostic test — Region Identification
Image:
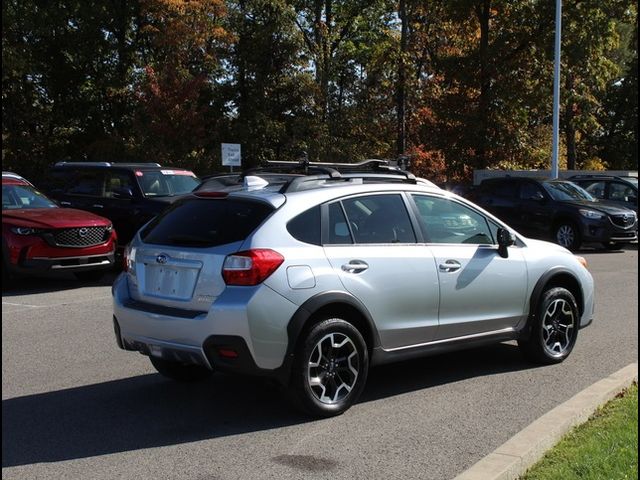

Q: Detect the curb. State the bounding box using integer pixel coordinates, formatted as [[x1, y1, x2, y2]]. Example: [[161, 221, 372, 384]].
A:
[[454, 362, 639, 480]]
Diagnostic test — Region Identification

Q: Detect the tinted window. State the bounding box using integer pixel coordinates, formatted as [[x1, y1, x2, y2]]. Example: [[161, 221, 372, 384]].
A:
[[581, 181, 606, 199], [412, 195, 494, 244], [519, 182, 544, 200], [287, 206, 321, 245], [342, 194, 416, 244], [66, 171, 104, 196], [138, 170, 200, 197], [609, 182, 635, 202], [327, 202, 353, 244], [105, 172, 136, 198], [141, 198, 273, 247], [482, 180, 517, 198]]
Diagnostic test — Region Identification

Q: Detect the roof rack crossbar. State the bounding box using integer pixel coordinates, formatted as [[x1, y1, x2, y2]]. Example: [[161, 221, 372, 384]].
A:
[[260, 160, 342, 178], [54, 161, 162, 168]]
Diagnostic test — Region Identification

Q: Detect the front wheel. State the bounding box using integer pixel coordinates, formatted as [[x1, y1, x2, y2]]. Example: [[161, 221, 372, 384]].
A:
[[554, 222, 582, 251], [519, 287, 579, 364], [289, 318, 369, 417], [149, 356, 213, 382]]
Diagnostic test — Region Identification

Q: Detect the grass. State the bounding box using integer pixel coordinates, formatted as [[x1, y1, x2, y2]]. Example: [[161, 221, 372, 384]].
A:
[[520, 383, 638, 480]]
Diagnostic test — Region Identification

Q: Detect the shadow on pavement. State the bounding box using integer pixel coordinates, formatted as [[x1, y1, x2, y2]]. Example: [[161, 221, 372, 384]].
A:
[[2, 343, 534, 468], [2, 271, 118, 297]]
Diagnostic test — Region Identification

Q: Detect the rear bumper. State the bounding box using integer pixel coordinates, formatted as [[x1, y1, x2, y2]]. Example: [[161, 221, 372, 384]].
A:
[[112, 274, 296, 376]]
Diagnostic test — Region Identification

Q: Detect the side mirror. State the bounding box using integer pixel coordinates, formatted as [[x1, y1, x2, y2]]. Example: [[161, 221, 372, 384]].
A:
[[112, 187, 134, 199], [497, 227, 516, 258]]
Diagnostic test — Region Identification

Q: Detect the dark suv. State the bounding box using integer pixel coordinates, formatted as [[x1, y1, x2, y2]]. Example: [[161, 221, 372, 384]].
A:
[[45, 162, 200, 249], [470, 177, 637, 250], [568, 175, 638, 213]]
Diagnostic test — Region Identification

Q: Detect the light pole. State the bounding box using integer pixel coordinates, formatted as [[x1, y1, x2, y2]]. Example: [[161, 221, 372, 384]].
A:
[[551, 0, 562, 178]]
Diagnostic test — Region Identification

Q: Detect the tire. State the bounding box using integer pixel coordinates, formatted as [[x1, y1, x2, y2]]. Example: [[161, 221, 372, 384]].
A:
[[289, 318, 369, 417], [518, 287, 579, 364], [149, 356, 213, 382], [74, 269, 106, 282], [554, 221, 582, 250]]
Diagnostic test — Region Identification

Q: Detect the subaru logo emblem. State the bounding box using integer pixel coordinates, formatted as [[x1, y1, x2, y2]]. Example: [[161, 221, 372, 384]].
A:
[[78, 228, 88, 238], [156, 254, 168, 264]]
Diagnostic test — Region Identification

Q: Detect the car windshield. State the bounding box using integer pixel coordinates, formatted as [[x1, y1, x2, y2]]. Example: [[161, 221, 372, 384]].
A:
[[2, 184, 58, 209], [625, 177, 638, 188], [137, 170, 200, 197], [543, 181, 596, 202]]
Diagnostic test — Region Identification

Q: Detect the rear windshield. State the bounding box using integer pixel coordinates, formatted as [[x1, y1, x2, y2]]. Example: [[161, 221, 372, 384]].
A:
[[141, 198, 274, 247]]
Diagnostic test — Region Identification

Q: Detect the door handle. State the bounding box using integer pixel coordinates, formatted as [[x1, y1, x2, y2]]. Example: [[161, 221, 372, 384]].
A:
[[60, 201, 71, 206], [439, 260, 462, 273], [92, 204, 104, 208], [341, 260, 369, 274]]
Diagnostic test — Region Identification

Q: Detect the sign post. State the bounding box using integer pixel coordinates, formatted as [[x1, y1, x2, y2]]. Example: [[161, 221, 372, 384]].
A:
[[221, 143, 241, 172]]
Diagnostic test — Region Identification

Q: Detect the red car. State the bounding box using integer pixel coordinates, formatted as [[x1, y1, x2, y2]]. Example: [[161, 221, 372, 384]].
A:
[[2, 172, 117, 283]]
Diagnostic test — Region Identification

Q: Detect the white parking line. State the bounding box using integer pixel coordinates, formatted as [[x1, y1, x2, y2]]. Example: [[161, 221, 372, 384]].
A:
[[2, 296, 111, 309], [2, 301, 40, 308]]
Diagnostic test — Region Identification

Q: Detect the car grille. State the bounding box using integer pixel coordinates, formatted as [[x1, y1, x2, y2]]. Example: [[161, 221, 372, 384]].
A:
[[609, 214, 636, 229], [51, 227, 108, 247]]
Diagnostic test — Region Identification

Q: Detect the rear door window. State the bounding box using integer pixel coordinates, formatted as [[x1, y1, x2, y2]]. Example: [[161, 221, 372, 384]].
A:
[[340, 194, 416, 244], [66, 171, 105, 197], [141, 198, 274, 247]]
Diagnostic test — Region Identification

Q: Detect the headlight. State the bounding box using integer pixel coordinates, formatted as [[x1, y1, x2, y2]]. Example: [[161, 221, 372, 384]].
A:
[[10, 227, 41, 235], [579, 209, 604, 220]]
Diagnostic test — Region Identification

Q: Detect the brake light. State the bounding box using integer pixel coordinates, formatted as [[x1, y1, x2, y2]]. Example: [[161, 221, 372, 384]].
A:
[[123, 244, 136, 274], [222, 249, 284, 286]]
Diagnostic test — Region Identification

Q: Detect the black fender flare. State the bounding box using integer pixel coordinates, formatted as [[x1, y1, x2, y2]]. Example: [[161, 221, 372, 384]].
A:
[[277, 291, 381, 383], [522, 266, 583, 339]]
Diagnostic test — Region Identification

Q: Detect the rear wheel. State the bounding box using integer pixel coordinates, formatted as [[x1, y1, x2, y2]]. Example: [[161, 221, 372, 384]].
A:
[[554, 221, 581, 250], [289, 318, 369, 417], [149, 356, 213, 382], [519, 287, 579, 364]]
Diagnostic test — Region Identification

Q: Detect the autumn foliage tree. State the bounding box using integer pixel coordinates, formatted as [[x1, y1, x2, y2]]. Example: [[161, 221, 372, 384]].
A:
[[2, 0, 637, 183]]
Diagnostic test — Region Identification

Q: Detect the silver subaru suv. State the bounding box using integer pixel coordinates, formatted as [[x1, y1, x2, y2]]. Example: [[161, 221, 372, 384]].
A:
[[112, 162, 594, 416]]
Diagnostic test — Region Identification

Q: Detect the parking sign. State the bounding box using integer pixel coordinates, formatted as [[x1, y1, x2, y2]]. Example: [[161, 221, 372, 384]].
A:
[[221, 143, 241, 167]]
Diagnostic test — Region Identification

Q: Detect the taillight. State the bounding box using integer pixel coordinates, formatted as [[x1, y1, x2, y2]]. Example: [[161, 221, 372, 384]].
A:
[[222, 249, 284, 286], [123, 244, 136, 274]]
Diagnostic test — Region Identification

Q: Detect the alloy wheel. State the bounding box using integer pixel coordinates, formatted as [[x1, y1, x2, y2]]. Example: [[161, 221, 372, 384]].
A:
[[307, 332, 359, 404], [556, 225, 575, 248], [541, 298, 575, 356]]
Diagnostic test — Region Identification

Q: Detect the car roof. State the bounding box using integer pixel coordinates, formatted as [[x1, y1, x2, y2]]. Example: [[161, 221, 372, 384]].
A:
[[569, 174, 637, 185], [2, 171, 33, 186], [52, 161, 195, 173]]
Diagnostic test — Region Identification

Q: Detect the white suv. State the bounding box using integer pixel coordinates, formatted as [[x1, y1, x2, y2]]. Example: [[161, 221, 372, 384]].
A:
[[112, 162, 594, 416]]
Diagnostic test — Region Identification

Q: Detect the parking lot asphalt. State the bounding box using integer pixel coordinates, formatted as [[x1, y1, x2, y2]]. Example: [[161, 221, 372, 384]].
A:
[[2, 244, 638, 480]]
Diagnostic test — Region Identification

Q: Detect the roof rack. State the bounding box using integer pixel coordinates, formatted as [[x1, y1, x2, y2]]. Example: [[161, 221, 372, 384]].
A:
[[54, 161, 162, 168], [255, 159, 418, 193]]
